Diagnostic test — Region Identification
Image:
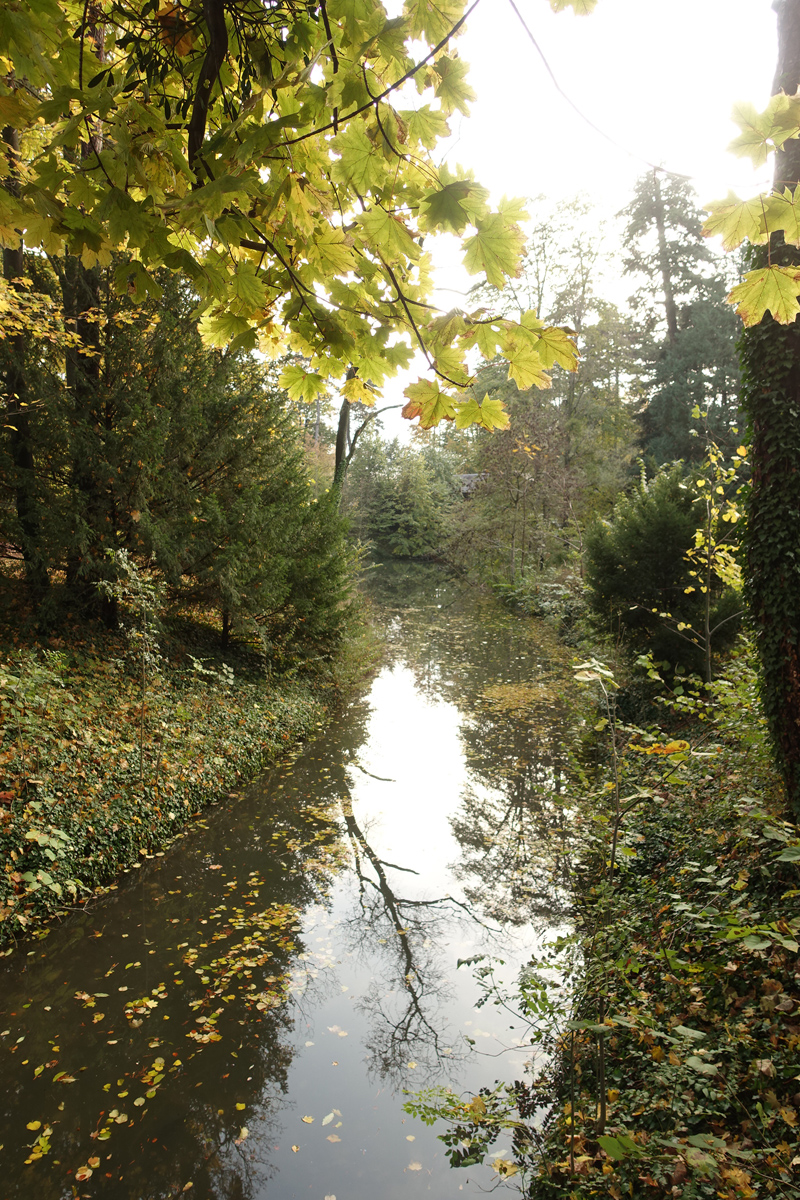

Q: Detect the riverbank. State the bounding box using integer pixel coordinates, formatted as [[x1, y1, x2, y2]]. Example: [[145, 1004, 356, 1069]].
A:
[[0, 613, 380, 950], [406, 605, 800, 1198]]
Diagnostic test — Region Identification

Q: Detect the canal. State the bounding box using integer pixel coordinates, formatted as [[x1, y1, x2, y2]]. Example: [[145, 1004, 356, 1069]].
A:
[[0, 562, 576, 1199]]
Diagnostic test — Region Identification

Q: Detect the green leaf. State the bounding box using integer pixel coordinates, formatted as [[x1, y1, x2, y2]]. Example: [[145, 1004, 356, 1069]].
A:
[[419, 181, 476, 234], [550, 0, 598, 12], [358, 208, 418, 263], [278, 364, 326, 403], [686, 1055, 718, 1076], [703, 192, 769, 251], [433, 56, 476, 117], [330, 123, 385, 192], [401, 379, 457, 428], [308, 227, 356, 275], [231, 263, 267, 311], [728, 265, 800, 326], [463, 213, 523, 288], [342, 376, 377, 405], [400, 105, 450, 150], [454, 393, 510, 431], [776, 844, 800, 862], [727, 95, 800, 166]]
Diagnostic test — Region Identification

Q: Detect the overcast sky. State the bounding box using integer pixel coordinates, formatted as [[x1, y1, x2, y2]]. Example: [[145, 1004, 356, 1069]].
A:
[[378, 0, 781, 432]]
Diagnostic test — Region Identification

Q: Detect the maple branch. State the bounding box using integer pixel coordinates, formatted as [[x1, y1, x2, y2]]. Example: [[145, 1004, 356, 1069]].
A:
[[280, 0, 483, 148], [319, 0, 339, 134], [187, 0, 229, 174]]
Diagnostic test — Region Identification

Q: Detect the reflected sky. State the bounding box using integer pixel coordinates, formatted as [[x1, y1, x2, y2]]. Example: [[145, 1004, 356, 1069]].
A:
[[0, 561, 575, 1199]]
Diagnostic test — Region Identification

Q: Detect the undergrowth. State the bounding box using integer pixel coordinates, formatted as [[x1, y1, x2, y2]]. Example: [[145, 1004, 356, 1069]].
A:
[[0, 599, 381, 949], [406, 639, 800, 1199]]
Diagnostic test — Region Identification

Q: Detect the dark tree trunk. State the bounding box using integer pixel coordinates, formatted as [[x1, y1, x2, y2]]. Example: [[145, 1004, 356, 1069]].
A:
[[1, 126, 49, 599], [740, 0, 800, 815]]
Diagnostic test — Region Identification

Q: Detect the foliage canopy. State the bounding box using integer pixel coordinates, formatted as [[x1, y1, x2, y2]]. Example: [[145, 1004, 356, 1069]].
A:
[[0, 0, 579, 428]]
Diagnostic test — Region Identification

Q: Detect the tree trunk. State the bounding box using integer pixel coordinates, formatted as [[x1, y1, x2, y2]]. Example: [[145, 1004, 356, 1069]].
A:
[[652, 171, 679, 347], [740, 0, 800, 815], [1, 126, 49, 599]]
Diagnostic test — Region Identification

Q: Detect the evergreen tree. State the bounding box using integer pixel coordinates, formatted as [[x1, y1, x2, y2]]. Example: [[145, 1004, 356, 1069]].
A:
[[621, 173, 741, 462]]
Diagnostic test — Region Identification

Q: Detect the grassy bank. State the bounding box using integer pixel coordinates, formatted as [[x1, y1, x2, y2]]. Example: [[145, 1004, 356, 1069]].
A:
[[0, 612, 378, 950]]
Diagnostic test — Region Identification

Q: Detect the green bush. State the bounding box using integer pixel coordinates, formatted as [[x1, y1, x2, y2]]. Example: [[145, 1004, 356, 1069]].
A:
[[585, 466, 740, 673]]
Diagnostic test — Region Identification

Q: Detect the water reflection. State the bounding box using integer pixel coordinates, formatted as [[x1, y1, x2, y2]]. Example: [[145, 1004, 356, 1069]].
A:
[[0, 560, 575, 1199]]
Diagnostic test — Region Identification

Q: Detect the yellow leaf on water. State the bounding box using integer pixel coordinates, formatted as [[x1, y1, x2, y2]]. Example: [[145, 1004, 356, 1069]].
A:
[[26, 1121, 41, 1131], [327, 1134, 341, 1143], [408, 1161, 422, 1171], [236, 1103, 246, 1111], [301, 1115, 314, 1124]]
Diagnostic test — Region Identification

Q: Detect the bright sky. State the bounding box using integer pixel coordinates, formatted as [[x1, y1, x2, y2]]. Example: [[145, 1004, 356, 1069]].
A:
[[378, 0, 781, 435]]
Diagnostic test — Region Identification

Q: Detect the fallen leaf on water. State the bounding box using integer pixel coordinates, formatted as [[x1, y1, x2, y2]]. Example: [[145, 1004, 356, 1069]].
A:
[[75, 1167, 93, 1181], [322, 1113, 334, 1126], [133, 1097, 145, 1107], [304, 1040, 314, 1047], [26, 1121, 41, 1131], [236, 1103, 246, 1111], [408, 1161, 422, 1171], [406, 1135, 415, 1141], [331, 1060, 338, 1066], [407, 1061, 417, 1069], [326, 1135, 341, 1143], [301, 1115, 314, 1124], [291, 1144, 299, 1153], [88, 1157, 100, 1169]]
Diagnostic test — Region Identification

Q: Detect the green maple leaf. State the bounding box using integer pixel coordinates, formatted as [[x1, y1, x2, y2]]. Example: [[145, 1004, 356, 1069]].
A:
[[728, 95, 800, 166], [426, 308, 467, 346], [463, 213, 523, 287], [433, 56, 476, 118], [231, 263, 267, 311], [703, 193, 769, 251], [330, 123, 385, 192], [763, 189, 800, 246], [728, 265, 800, 326], [278, 363, 326, 402], [342, 375, 377, 405], [358, 207, 418, 263], [531, 323, 578, 371], [454, 393, 510, 430], [309, 227, 356, 275], [198, 311, 254, 348], [419, 180, 475, 233], [401, 378, 456, 428], [406, 0, 466, 45], [549, 0, 597, 12], [462, 316, 505, 359], [504, 338, 551, 391], [401, 105, 450, 150]]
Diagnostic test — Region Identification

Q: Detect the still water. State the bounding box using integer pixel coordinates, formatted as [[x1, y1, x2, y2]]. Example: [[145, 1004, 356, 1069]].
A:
[[0, 562, 575, 1199]]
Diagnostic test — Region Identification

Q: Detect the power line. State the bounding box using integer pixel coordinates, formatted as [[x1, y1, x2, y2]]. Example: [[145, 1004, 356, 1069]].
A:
[[506, 0, 693, 184]]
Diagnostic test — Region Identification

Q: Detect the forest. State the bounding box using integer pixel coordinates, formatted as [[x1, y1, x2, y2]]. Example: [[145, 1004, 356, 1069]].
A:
[[1, 1, 799, 1198]]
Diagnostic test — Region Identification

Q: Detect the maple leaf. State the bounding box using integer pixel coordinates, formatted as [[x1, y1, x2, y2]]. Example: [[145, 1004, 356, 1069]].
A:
[[278, 364, 326, 402], [463, 213, 523, 288], [401, 379, 457, 428], [703, 193, 769, 251], [342, 376, 377, 405], [357, 208, 418, 264], [419, 181, 475, 234], [308, 228, 356, 275], [454, 393, 510, 430], [728, 265, 800, 326], [727, 95, 800, 166], [433, 56, 476, 118], [401, 105, 450, 150], [330, 124, 385, 192], [550, 0, 598, 12], [763, 189, 800, 246]]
